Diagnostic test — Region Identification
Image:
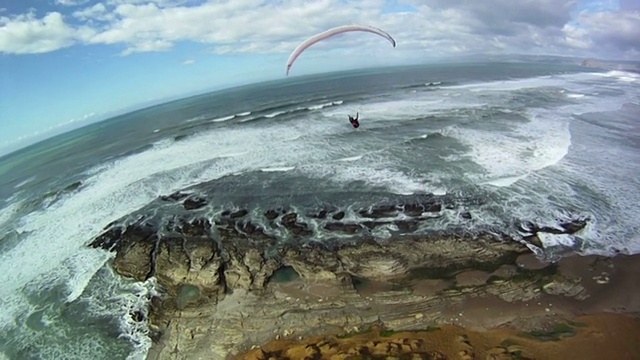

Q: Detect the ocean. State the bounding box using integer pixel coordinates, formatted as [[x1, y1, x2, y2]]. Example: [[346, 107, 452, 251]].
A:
[[0, 61, 639, 359]]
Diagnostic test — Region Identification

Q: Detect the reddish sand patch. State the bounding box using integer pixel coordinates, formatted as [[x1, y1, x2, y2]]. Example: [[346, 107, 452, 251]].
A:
[[235, 313, 640, 360]]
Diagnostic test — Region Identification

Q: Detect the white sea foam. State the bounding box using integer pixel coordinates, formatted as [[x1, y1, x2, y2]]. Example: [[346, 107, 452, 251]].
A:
[[64, 249, 115, 303], [336, 155, 363, 162], [260, 166, 295, 172], [443, 72, 612, 92], [452, 107, 572, 185], [308, 102, 332, 110], [185, 115, 206, 123], [305, 162, 439, 196], [151, 138, 175, 149], [211, 115, 235, 122], [308, 100, 343, 110], [536, 232, 576, 248], [216, 151, 249, 158], [0, 201, 22, 230], [265, 111, 286, 118], [210, 111, 251, 122], [13, 176, 36, 189], [481, 174, 529, 187], [593, 70, 640, 83], [432, 188, 447, 195], [323, 97, 484, 121]]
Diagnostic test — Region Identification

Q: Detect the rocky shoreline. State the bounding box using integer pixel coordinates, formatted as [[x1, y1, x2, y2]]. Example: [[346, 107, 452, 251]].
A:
[[88, 197, 637, 360]]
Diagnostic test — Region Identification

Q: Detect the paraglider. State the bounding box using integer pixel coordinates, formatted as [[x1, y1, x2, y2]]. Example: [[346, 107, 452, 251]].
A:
[[285, 25, 395, 129], [348, 112, 360, 128], [285, 24, 397, 76]]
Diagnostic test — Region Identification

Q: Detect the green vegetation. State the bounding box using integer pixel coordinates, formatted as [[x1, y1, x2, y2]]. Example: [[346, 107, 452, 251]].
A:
[[379, 329, 400, 337], [379, 326, 440, 337], [567, 320, 588, 327], [336, 326, 372, 339], [521, 322, 577, 341], [499, 338, 520, 347]]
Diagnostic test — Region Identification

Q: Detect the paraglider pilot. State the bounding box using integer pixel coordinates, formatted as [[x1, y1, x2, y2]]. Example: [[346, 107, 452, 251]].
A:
[[348, 112, 360, 128]]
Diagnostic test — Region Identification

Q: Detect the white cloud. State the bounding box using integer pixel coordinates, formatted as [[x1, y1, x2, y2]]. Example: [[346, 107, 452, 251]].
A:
[[181, 59, 195, 65], [0, 12, 77, 54], [55, 0, 90, 6], [1, 0, 638, 59], [562, 24, 592, 49], [72, 3, 109, 21], [575, 10, 640, 53]]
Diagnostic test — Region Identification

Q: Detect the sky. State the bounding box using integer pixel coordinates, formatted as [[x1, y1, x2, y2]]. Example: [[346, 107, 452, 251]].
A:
[[1, 0, 639, 155]]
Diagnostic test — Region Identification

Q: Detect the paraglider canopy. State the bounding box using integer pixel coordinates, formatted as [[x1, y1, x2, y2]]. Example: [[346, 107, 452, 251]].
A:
[[285, 24, 397, 76]]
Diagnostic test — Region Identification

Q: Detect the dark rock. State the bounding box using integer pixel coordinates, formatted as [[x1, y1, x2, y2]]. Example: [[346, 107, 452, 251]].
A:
[[332, 211, 345, 220], [359, 205, 399, 219], [523, 235, 543, 249], [264, 209, 279, 220], [518, 217, 589, 236], [238, 221, 260, 235], [403, 203, 424, 217], [401, 202, 442, 217], [183, 196, 207, 210], [309, 209, 328, 219], [324, 222, 363, 234], [394, 220, 419, 233], [177, 218, 211, 237], [229, 209, 248, 219], [159, 191, 190, 202], [281, 213, 297, 225], [538, 226, 569, 235], [559, 219, 588, 234], [216, 220, 272, 241], [279, 213, 313, 237], [90, 226, 124, 251], [290, 224, 313, 237], [130, 310, 145, 322], [361, 221, 380, 229], [90, 217, 158, 253], [460, 211, 472, 220], [64, 181, 82, 192]]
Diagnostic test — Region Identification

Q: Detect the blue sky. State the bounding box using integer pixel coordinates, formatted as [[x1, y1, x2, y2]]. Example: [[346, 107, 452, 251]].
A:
[[1, 0, 638, 155]]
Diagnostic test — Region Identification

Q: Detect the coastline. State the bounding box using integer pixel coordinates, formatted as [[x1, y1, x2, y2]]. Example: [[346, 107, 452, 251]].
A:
[[88, 203, 640, 360]]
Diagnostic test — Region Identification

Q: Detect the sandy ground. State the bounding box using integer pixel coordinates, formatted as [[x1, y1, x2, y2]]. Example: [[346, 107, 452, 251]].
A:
[[236, 313, 640, 360]]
